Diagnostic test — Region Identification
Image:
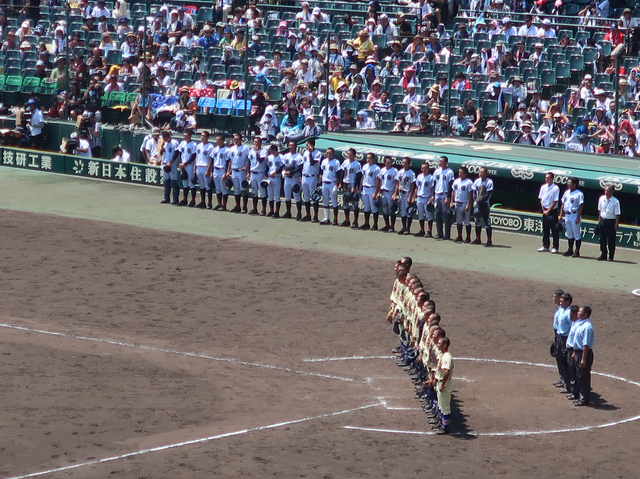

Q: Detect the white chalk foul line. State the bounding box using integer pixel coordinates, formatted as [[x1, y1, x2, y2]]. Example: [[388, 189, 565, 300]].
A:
[[5, 403, 383, 479], [0, 322, 362, 383], [303, 355, 395, 362]]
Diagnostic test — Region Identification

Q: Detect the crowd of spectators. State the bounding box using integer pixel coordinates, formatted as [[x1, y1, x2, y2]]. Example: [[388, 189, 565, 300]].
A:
[[2, 0, 640, 156]]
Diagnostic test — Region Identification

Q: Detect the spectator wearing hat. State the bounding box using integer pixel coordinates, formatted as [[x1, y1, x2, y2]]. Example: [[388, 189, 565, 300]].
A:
[[453, 22, 470, 41], [197, 25, 217, 50], [538, 18, 556, 38], [488, 0, 510, 13], [394, 12, 412, 40], [296, 2, 312, 22], [575, 133, 596, 153], [513, 121, 537, 144], [50, 57, 69, 93], [296, 59, 314, 84], [579, 74, 595, 103], [356, 110, 376, 130], [450, 108, 469, 136], [230, 28, 247, 54], [252, 56, 269, 77], [483, 120, 505, 142], [530, 42, 546, 66], [376, 14, 397, 43], [499, 17, 517, 41], [620, 8, 639, 29], [353, 30, 374, 68], [116, 17, 132, 38], [557, 122, 579, 148], [466, 53, 483, 75], [597, 138, 613, 155], [604, 21, 624, 49]]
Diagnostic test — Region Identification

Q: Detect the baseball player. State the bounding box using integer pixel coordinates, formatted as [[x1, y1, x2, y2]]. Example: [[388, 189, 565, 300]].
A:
[[451, 166, 474, 243], [359, 152, 381, 230], [339, 148, 363, 228], [558, 176, 584, 257], [281, 141, 303, 220], [472, 166, 494, 246], [194, 131, 215, 209], [208, 134, 230, 211], [319, 147, 341, 225], [412, 161, 435, 237], [393, 157, 416, 235], [177, 129, 198, 207], [266, 143, 284, 218], [432, 156, 455, 240], [159, 130, 180, 205], [376, 156, 399, 232], [434, 337, 453, 435], [227, 132, 251, 213], [248, 136, 269, 215], [300, 138, 322, 223]]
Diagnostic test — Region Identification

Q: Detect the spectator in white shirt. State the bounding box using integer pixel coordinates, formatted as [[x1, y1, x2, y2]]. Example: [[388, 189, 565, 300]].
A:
[[104, 75, 124, 93], [538, 19, 556, 38], [252, 56, 269, 76], [620, 8, 639, 29], [579, 74, 595, 103], [595, 0, 610, 19], [518, 14, 539, 36], [180, 29, 199, 48], [376, 14, 398, 42], [91, 0, 110, 19]]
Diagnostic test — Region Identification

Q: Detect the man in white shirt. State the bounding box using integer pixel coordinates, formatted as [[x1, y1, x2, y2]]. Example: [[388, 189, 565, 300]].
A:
[[208, 134, 230, 211], [177, 129, 198, 207], [559, 177, 585, 258], [518, 14, 538, 36], [393, 157, 416, 235], [247, 136, 269, 216], [538, 172, 561, 253], [359, 152, 381, 231], [194, 131, 215, 209], [111, 145, 130, 162], [160, 130, 180, 205], [431, 155, 455, 240], [339, 148, 363, 228], [411, 161, 434, 238], [91, 0, 110, 18], [376, 14, 398, 42], [75, 131, 92, 158], [26, 99, 45, 149], [281, 141, 304, 220], [376, 156, 399, 232], [140, 128, 160, 164], [451, 166, 474, 243], [597, 185, 621, 261], [227, 132, 251, 213], [537, 18, 556, 38], [319, 147, 341, 225]]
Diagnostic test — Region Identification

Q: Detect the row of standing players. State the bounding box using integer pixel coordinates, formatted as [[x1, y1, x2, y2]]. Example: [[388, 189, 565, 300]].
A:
[[387, 257, 454, 435], [155, 131, 494, 246], [551, 290, 596, 407]]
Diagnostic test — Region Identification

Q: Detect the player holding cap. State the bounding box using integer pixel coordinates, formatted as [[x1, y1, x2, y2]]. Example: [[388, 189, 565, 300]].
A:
[[376, 156, 399, 232], [227, 132, 251, 213], [194, 130, 214, 209], [300, 138, 322, 222], [319, 147, 341, 225], [434, 337, 453, 434], [266, 143, 284, 218], [432, 156, 455, 240], [281, 141, 303, 220], [558, 177, 584, 257], [359, 152, 381, 230], [248, 136, 269, 215], [451, 166, 474, 243], [177, 129, 198, 207], [393, 157, 416, 235], [339, 148, 363, 228], [412, 161, 435, 237], [209, 134, 230, 211], [159, 130, 180, 205]]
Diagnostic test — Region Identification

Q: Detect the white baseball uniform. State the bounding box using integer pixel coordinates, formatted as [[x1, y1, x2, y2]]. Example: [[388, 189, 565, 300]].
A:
[[249, 147, 269, 198], [415, 172, 435, 221], [195, 141, 214, 191], [361, 163, 381, 213], [452, 177, 474, 225], [378, 166, 398, 214], [562, 188, 584, 240], [282, 150, 303, 202], [228, 143, 251, 193], [178, 140, 197, 188], [161, 139, 180, 181], [320, 157, 341, 208], [301, 149, 322, 202], [267, 153, 283, 202], [395, 168, 416, 216], [211, 144, 229, 194]]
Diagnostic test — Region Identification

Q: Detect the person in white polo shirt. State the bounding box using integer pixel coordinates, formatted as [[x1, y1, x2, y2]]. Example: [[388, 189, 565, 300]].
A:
[[559, 177, 584, 258], [538, 172, 561, 253], [597, 185, 621, 261]]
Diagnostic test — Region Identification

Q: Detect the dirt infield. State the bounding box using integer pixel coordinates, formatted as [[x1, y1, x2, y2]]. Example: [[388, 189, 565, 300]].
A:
[[1, 209, 640, 478]]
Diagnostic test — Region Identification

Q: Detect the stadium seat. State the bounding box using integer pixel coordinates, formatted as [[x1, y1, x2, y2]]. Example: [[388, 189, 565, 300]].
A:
[[4, 75, 22, 92], [22, 77, 41, 93]]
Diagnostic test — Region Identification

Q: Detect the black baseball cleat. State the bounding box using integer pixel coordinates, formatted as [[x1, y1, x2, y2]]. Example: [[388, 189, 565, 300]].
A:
[[371, 225, 378, 231], [359, 224, 370, 230], [597, 255, 606, 261], [559, 388, 570, 394], [296, 213, 302, 221], [453, 236, 463, 243], [350, 222, 359, 229], [282, 212, 292, 218], [207, 203, 213, 210], [472, 239, 482, 244], [380, 226, 390, 232], [260, 210, 267, 216], [242, 208, 248, 214], [266, 211, 274, 217], [433, 235, 443, 240], [572, 252, 580, 258], [391, 347, 402, 353], [553, 381, 564, 387], [248, 209, 259, 215], [485, 240, 493, 247], [562, 250, 574, 257], [435, 428, 450, 435], [230, 206, 241, 213], [403, 230, 410, 235], [311, 216, 319, 223], [300, 215, 311, 222], [178, 199, 188, 206], [272, 212, 279, 219], [188, 200, 196, 207], [464, 238, 471, 243], [196, 202, 206, 209], [340, 220, 350, 227], [397, 229, 406, 235], [573, 400, 590, 407], [414, 231, 425, 237], [170, 201, 179, 206], [332, 219, 339, 226], [160, 199, 170, 204], [319, 220, 331, 225]]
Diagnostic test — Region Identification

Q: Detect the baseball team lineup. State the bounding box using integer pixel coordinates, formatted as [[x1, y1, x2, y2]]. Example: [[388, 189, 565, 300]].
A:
[[154, 133, 496, 244]]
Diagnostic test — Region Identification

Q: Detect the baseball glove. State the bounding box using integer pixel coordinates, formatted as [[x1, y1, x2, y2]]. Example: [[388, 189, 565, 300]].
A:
[[163, 164, 171, 172]]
